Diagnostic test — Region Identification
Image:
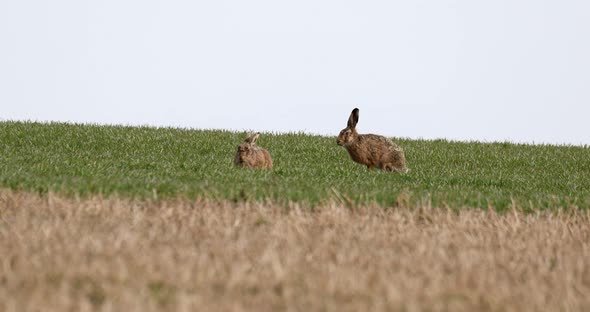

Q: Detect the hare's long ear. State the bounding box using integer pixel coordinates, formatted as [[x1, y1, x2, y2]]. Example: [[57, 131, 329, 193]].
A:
[[251, 132, 261, 144], [244, 132, 254, 143], [347, 108, 359, 129]]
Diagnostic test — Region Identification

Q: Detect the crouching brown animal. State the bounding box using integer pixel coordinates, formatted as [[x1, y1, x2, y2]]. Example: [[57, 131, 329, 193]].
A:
[[234, 132, 273, 169], [337, 108, 408, 172]]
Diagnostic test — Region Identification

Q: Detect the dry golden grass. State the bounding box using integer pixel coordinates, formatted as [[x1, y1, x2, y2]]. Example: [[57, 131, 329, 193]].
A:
[[1, 189, 589, 312]]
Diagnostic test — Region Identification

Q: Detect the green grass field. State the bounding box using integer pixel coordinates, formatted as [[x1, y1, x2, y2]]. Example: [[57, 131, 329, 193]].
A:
[[1, 121, 589, 210]]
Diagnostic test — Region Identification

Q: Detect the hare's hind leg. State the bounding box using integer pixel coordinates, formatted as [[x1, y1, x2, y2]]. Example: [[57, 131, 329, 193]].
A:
[[382, 162, 407, 173], [381, 163, 394, 172], [393, 165, 409, 173]]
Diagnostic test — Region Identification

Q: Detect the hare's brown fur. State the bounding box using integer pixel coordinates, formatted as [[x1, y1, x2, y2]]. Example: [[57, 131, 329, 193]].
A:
[[234, 133, 273, 169], [337, 108, 408, 172]]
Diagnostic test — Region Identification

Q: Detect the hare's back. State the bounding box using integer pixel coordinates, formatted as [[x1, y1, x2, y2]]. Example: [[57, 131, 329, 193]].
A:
[[360, 134, 396, 147], [255, 147, 273, 168]]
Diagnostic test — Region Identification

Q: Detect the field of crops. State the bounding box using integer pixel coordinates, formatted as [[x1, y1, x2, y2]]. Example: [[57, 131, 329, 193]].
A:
[[1, 190, 589, 311], [1, 121, 590, 311], [1, 121, 589, 209]]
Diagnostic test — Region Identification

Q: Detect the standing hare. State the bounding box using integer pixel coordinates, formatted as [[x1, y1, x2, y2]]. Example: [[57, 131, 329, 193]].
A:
[[337, 108, 408, 172], [234, 132, 273, 169]]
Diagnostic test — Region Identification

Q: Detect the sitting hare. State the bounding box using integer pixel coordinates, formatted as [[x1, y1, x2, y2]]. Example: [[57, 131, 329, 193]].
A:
[[337, 108, 408, 172], [234, 132, 273, 169]]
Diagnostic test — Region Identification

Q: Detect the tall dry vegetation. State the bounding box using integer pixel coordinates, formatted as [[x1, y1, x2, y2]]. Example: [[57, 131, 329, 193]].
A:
[[1, 189, 589, 311]]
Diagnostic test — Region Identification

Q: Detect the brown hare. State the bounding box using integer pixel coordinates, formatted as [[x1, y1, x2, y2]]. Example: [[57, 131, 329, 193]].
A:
[[234, 132, 273, 169], [337, 108, 408, 172]]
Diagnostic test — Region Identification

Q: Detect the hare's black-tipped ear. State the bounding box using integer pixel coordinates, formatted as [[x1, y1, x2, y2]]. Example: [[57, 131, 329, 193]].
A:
[[251, 132, 260, 144], [347, 108, 359, 129]]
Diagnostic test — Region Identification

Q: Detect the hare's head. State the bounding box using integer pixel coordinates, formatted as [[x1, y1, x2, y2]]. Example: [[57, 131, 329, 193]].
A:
[[237, 132, 260, 154], [337, 108, 359, 146]]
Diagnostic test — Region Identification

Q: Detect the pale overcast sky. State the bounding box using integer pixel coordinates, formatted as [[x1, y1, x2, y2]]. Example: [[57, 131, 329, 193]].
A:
[[1, 1, 589, 145]]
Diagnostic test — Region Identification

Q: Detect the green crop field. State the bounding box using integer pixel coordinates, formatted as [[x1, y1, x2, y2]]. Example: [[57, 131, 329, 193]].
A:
[[1, 121, 589, 210]]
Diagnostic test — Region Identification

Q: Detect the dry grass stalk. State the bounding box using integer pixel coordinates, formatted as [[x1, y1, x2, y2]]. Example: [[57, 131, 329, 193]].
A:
[[0, 189, 589, 311]]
